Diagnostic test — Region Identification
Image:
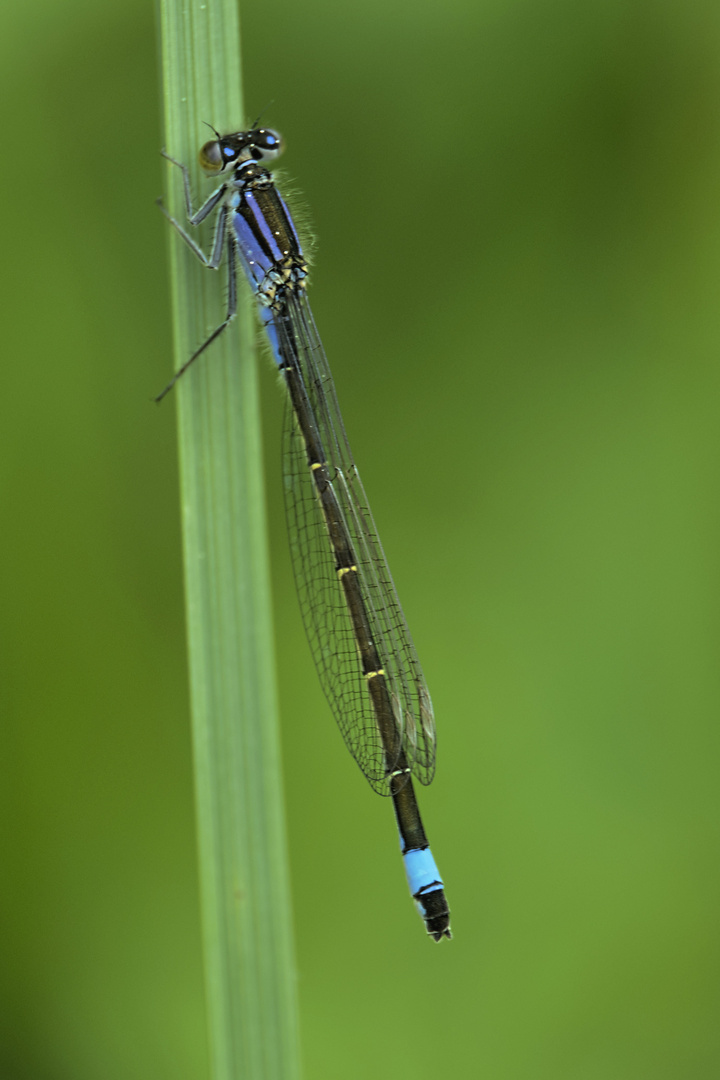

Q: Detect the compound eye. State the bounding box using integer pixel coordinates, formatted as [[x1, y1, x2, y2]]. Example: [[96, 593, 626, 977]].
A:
[[199, 140, 225, 173], [254, 128, 283, 162]]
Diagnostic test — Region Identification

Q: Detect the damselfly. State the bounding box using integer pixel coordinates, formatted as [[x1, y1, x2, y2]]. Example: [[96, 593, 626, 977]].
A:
[[158, 126, 451, 941]]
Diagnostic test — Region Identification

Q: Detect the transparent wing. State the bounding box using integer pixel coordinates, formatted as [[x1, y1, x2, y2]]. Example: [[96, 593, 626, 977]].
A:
[[279, 291, 436, 795]]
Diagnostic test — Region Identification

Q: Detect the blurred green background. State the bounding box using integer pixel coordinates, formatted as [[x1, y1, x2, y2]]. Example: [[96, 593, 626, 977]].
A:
[[2, 0, 719, 1077]]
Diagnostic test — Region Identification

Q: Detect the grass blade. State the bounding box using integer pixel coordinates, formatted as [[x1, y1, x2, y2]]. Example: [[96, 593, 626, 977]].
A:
[[158, 2, 301, 1076]]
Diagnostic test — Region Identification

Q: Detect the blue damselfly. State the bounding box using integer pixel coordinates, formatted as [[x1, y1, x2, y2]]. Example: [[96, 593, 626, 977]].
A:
[[158, 126, 451, 941]]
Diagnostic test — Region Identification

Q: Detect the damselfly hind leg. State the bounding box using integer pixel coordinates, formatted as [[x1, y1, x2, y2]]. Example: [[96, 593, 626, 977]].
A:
[[155, 155, 238, 402]]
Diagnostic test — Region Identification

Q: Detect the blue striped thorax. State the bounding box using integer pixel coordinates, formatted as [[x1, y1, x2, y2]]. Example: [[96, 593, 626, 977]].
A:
[[230, 160, 308, 313]]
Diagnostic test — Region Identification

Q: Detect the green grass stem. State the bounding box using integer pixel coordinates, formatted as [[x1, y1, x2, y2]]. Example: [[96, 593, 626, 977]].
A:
[[158, 2, 301, 1077]]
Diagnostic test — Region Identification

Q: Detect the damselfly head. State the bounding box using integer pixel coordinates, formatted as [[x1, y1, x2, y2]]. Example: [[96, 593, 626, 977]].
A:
[[199, 128, 284, 174]]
